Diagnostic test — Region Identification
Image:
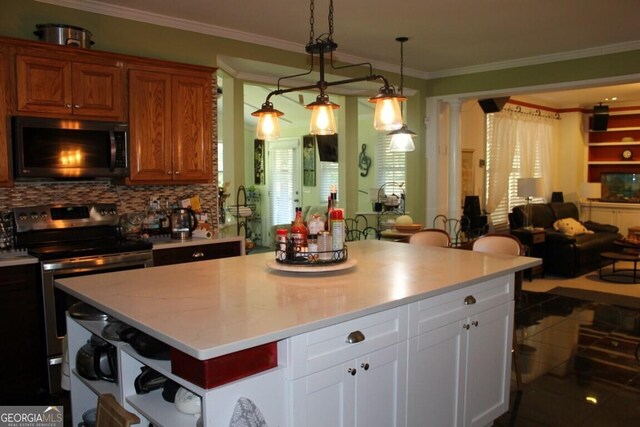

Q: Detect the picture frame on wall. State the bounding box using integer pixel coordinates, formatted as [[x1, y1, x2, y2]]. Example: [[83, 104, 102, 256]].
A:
[[254, 139, 265, 185], [303, 135, 316, 187]]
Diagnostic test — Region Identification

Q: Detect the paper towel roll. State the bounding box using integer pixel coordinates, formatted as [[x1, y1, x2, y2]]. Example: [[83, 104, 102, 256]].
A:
[[193, 229, 212, 239]]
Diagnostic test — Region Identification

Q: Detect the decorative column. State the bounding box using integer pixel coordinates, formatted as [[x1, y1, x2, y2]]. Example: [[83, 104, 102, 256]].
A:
[[448, 99, 462, 220]]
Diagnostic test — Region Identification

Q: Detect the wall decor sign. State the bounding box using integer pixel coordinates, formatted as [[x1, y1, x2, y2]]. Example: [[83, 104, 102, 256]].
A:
[[303, 135, 316, 187], [254, 139, 265, 185]]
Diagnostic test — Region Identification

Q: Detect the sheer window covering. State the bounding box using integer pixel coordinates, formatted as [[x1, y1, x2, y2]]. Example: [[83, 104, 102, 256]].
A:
[[485, 112, 555, 231]]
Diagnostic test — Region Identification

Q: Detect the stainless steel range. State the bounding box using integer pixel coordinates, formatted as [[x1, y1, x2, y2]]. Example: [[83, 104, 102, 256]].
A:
[[13, 203, 153, 395]]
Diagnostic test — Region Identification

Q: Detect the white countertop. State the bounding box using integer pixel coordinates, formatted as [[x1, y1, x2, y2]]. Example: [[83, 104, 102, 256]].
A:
[[55, 240, 540, 361], [0, 250, 38, 267]]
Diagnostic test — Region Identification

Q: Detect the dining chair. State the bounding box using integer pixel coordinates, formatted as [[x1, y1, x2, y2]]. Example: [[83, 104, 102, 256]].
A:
[[96, 393, 140, 427], [471, 233, 524, 393], [345, 214, 377, 241], [432, 214, 471, 247], [409, 228, 451, 247]]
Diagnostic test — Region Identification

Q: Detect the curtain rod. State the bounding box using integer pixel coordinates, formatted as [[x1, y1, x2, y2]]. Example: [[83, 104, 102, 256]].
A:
[[503, 105, 561, 120]]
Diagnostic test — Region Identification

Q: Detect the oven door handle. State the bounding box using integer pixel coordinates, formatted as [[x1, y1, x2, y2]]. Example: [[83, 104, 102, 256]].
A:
[[109, 129, 116, 171], [42, 251, 153, 271]]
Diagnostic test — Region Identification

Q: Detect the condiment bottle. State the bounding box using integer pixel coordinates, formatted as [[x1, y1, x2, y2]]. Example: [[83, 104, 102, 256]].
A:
[[276, 228, 288, 260], [331, 208, 345, 258], [290, 207, 308, 256]]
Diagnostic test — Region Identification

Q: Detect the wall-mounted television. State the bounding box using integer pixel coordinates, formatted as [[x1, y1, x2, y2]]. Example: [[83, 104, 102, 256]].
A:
[[601, 173, 640, 203], [316, 134, 338, 162]]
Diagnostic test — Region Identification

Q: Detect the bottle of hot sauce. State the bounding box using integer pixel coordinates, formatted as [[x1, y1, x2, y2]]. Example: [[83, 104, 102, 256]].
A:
[[290, 207, 308, 257]]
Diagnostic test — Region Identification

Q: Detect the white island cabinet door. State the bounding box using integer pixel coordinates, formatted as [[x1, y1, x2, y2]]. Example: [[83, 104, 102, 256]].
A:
[[406, 320, 465, 427], [354, 343, 407, 427], [464, 301, 513, 427], [291, 361, 356, 427]]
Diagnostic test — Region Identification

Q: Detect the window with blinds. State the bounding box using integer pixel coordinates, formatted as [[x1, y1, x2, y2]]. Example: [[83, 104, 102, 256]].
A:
[[376, 133, 406, 194], [485, 114, 546, 232], [268, 143, 298, 226], [319, 161, 339, 204]]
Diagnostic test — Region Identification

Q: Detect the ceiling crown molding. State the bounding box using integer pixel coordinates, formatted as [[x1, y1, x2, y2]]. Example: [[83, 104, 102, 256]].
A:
[[37, 0, 640, 81]]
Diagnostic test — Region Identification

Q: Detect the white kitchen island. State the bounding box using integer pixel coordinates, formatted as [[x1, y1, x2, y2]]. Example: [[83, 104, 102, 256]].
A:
[[56, 239, 540, 427]]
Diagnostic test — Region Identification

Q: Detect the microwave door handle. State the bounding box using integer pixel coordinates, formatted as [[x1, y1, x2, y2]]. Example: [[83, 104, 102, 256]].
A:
[[109, 130, 116, 171]]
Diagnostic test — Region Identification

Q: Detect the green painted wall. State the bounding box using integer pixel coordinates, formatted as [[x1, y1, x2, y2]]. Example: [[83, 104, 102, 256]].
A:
[[3, 0, 639, 226]]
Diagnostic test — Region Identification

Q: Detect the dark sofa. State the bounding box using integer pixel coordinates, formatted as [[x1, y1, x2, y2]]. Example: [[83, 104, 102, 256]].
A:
[[509, 202, 621, 277]]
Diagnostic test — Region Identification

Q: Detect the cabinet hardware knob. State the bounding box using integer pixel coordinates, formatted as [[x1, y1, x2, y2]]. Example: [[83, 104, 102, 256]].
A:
[[65, 104, 71, 108], [192, 252, 204, 258], [167, 171, 173, 175], [348, 368, 357, 376], [74, 104, 80, 108], [361, 363, 370, 371], [346, 330, 365, 344], [464, 295, 477, 305], [175, 171, 181, 175], [463, 323, 470, 330], [471, 320, 479, 327]]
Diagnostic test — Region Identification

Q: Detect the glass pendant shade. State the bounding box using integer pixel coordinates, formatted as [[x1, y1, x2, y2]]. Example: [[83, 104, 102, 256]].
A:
[[369, 87, 405, 131], [306, 94, 339, 135], [387, 124, 416, 152], [252, 102, 283, 140]]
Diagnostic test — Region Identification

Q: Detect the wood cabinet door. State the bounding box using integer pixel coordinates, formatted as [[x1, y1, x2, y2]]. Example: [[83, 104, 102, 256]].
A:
[[355, 344, 406, 427], [128, 69, 172, 182], [291, 362, 356, 427], [464, 301, 512, 427], [0, 46, 9, 184], [171, 74, 212, 182], [407, 321, 465, 427], [72, 62, 124, 119], [16, 54, 72, 115]]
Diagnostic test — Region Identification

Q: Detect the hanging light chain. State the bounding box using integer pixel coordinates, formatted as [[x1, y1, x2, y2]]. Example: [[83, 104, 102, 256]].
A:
[[328, 0, 334, 40], [309, 0, 315, 45]]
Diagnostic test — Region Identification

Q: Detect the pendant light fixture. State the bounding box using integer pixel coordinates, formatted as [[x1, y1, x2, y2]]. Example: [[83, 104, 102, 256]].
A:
[[387, 37, 416, 152], [252, 0, 404, 140]]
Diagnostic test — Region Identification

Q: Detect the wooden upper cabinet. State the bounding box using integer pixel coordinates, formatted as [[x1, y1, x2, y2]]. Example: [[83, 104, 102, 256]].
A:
[[171, 74, 212, 182], [129, 69, 173, 182], [16, 54, 124, 120], [128, 67, 212, 184], [0, 46, 9, 184]]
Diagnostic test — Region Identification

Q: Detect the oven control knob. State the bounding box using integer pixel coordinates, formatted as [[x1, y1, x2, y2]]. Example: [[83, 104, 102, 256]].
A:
[[30, 212, 39, 220], [18, 213, 28, 221], [40, 212, 48, 219], [109, 209, 117, 216], [99, 209, 107, 216]]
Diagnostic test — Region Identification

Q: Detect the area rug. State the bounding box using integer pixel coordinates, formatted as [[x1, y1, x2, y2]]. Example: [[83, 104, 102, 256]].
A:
[[547, 286, 640, 310]]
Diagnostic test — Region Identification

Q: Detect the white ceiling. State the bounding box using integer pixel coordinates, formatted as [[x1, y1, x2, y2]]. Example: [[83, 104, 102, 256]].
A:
[[42, 0, 640, 107]]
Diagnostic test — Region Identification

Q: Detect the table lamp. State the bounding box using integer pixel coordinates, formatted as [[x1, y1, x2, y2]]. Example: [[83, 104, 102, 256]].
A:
[[580, 182, 601, 221], [517, 177, 543, 230]]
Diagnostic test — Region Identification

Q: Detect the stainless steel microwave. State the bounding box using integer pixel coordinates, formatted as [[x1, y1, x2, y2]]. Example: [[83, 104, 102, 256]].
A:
[[12, 116, 129, 180]]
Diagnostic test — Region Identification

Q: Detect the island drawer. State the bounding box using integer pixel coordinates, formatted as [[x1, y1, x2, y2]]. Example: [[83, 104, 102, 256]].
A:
[[152, 241, 242, 266], [408, 274, 513, 337], [288, 306, 408, 379]]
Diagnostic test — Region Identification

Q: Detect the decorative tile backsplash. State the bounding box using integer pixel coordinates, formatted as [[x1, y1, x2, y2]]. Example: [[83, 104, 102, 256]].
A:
[[0, 181, 219, 228]]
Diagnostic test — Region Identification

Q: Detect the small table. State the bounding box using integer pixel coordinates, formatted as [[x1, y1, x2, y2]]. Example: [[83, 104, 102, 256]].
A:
[[511, 228, 545, 281], [599, 251, 640, 283]]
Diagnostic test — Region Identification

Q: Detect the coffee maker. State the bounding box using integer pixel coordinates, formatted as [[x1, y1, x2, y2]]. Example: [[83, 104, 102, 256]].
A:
[[170, 208, 198, 240]]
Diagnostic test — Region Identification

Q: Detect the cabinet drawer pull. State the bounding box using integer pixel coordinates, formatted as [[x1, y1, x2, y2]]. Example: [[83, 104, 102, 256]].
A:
[[361, 363, 370, 371], [464, 295, 477, 305], [348, 367, 357, 376], [471, 320, 479, 327], [346, 330, 365, 344], [192, 252, 205, 258], [463, 323, 470, 330]]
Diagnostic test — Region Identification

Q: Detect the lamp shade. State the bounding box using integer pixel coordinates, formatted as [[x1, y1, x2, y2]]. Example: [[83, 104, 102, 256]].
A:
[[369, 87, 405, 131], [517, 177, 543, 198], [306, 94, 339, 135], [387, 124, 416, 152], [252, 102, 283, 140], [580, 182, 601, 200]]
